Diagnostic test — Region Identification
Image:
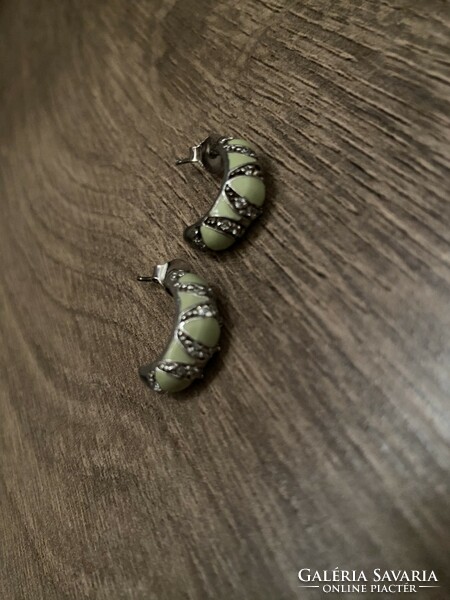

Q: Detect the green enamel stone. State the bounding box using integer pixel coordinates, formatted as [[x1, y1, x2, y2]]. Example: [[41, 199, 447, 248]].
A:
[[210, 192, 241, 221], [178, 273, 208, 286], [227, 153, 257, 170], [180, 317, 221, 347], [163, 339, 195, 364], [179, 292, 207, 312], [200, 225, 234, 250], [177, 272, 211, 311], [155, 369, 192, 393], [228, 138, 257, 151], [228, 176, 265, 207]]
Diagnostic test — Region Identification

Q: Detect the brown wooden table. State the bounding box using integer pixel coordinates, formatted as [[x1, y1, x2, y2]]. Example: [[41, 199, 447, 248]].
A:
[[1, 1, 449, 598]]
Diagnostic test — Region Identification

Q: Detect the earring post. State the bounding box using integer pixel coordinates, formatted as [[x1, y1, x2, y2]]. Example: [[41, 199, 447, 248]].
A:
[[175, 157, 195, 166], [137, 262, 171, 287], [175, 144, 202, 167], [174, 137, 213, 168]]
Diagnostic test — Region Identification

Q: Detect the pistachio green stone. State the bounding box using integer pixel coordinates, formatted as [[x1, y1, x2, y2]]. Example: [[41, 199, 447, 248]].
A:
[[178, 273, 208, 286], [177, 272, 211, 311], [200, 225, 234, 250], [179, 292, 207, 312], [155, 369, 192, 393], [227, 153, 257, 170], [228, 175, 265, 207], [180, 317, 221, 347], [163, 339, 195, 364], [210, 192, 242, 221], [228, 138, 257, 151]]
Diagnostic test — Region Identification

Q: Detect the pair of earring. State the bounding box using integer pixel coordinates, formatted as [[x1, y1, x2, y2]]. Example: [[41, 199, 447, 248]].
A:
[[137, 134, 265, 393]]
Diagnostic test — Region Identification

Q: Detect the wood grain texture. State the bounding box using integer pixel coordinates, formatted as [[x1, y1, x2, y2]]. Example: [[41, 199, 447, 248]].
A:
[[1, 1, 449, 598]]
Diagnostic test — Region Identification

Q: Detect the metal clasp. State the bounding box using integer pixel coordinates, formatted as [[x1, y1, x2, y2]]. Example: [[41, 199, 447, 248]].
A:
[[175, 137, 210, 167], [137, 263, 168, 287], [175, 134, 225, 173], [137, 259, 190, 291]]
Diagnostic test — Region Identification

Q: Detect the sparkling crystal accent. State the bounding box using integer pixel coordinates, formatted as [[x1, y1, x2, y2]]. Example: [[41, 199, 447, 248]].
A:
[[224, 184, 263, 220]]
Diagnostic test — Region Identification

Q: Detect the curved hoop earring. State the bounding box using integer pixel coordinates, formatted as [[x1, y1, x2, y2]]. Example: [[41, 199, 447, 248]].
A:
[[176, 134, 266, 251], [137, 259, 222, 393]]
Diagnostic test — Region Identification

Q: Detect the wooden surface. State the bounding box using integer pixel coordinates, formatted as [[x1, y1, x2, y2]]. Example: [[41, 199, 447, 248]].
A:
[[1, 1, 449, 598]]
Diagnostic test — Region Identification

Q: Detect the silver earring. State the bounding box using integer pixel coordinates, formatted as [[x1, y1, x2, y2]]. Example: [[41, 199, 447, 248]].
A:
[[176, 134, 265, 251], [137, 259, 221, 393]]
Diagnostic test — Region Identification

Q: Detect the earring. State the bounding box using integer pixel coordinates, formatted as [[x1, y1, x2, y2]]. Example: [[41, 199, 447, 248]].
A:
[[176, 134, 265, 251], [137, 259, 222, 393]]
